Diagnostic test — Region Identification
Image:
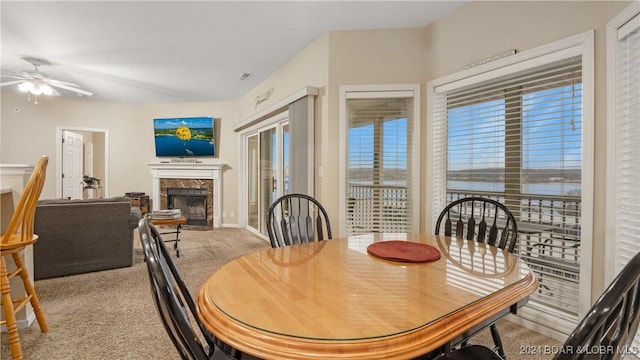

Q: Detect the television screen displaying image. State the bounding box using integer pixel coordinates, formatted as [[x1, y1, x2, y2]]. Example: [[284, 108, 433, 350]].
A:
[[154, 117, 215, 157]]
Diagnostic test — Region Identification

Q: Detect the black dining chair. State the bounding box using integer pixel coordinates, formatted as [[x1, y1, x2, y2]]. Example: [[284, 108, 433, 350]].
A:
[[266, 193, 332, 248], [435, 197, 519, 252], [138, 218, 254, 360], [435, 197, 519, 359], [443, 250, 640, 360]]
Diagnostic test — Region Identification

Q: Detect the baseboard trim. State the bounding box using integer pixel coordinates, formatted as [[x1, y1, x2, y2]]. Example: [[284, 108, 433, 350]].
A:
[[0, 310, 35, 332]]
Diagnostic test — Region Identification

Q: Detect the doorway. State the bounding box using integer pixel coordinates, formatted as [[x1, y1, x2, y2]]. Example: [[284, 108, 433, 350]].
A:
[[244, 112, 290, 236], [55, 126, 109, 199]]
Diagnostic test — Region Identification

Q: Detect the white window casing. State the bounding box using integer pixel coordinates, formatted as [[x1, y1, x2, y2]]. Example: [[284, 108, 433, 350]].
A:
[[428, 31, 594, 338], [339, 84, 421, 237]]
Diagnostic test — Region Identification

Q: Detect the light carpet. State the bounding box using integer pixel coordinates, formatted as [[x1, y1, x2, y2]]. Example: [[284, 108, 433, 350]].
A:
[[2, 228, 561, 359]]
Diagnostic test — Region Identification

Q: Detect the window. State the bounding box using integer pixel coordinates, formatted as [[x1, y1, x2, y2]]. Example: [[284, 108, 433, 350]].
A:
[[606, 4, 639, 348], [340, 85, 420, 236], [443, 58, 582, 203], [429, 32, 594, 335], [606, 4, 640, 296]]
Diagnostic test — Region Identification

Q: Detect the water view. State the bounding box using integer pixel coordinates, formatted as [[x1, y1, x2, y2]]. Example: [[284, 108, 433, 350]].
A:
[[155, 136, 215, 157], [448, 181, 581, 196]]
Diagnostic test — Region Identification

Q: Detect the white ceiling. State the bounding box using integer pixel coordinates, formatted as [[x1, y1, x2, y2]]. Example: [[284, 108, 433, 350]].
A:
[[1, 1, 466, 104]]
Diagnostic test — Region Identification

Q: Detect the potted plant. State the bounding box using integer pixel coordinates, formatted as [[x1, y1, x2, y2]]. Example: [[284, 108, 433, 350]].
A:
[[83, 175, 101, 188]]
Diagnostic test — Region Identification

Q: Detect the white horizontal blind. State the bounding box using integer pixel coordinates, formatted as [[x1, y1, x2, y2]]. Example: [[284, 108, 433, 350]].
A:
[[432, 56, 583, 323], [613, 14, 640, 277], [346, 97, 414, 235], [611, 11, 640, 351]]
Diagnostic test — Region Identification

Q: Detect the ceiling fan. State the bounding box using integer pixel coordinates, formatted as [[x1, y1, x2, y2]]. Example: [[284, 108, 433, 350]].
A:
[[1, 56, 93, 102]]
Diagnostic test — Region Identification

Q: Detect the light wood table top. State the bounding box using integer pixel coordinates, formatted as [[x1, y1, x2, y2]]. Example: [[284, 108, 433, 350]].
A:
[[197, 233, 538, 359]]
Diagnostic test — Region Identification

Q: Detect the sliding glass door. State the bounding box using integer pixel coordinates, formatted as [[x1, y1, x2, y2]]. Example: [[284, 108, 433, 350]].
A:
[[245, 115, 289, 235]]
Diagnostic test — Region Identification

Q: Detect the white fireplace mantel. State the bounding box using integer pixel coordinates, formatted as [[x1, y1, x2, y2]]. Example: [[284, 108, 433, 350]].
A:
[[147, 162, 226, 228]]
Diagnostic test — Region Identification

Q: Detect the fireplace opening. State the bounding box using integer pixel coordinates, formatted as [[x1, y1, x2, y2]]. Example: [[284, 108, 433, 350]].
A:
[[167, 188, 208, 226]]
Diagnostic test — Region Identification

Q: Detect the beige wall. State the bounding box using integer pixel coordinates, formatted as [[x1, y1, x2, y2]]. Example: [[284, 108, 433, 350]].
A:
[[0, 92, 241, 224], [0, 92, 139, 198], [237, 34, 330, 120], [323, 28, 426, 226], [234, 34, 330, 226]]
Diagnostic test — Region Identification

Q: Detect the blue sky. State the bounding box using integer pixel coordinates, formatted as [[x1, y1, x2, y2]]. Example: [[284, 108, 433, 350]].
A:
[[447, 84, 582, 171], [153, 116, 213, 130], [348, 118, 408, 169]]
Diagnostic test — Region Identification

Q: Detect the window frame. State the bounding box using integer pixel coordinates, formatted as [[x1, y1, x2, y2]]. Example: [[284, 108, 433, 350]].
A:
[[338, 84, 421, 237], [427, 31, 594, 336]]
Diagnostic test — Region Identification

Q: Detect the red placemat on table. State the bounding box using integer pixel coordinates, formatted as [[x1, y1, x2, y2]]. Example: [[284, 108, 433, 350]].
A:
[[367, 241, 441, 263]]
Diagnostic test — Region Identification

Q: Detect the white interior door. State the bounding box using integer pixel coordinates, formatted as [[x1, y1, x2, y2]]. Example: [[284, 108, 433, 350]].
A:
[[62, 130, 84, 199]]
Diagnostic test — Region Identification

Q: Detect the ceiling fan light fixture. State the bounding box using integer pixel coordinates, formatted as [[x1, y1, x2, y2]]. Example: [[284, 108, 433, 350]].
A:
[[40, 83, 53, 96], [2, 57, 93, 102], [18, 81, 34, 93], [17, 80, 53, 96]]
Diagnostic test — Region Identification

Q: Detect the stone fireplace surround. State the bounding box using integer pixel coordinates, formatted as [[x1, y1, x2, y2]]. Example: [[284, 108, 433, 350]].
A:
[[161, 179, 212, 227], [148, 162, 225, 228]]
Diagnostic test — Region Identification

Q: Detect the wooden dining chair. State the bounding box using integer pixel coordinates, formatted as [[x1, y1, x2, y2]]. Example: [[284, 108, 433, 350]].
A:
[[444, 250, 640, 360], [1, 155, 49, 360], [138, 218, 254, 360], [435, 197, 518, 359], [266, 193, 332, 248]]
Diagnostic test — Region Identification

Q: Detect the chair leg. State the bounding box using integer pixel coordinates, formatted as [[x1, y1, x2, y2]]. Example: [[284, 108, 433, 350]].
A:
[[1, 256, 24, 360], [490, 324, 506, 359], [12, 252, 48, 332]]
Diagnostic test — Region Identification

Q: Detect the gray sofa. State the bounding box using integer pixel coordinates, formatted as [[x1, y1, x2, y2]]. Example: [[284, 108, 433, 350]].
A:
[[33, 197, 142, 280]]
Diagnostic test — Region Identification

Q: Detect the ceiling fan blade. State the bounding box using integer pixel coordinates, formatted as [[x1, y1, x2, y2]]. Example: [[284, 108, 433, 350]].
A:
[[1, 73, 26, 80], [0, 80, 25, 87], [50, 83, 93, 97], [48, 78, 80, 87], [18, 71, 38, 80]]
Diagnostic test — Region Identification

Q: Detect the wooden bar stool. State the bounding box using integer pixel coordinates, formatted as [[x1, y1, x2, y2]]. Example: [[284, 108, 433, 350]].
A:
[[1, 156, 49, 360]]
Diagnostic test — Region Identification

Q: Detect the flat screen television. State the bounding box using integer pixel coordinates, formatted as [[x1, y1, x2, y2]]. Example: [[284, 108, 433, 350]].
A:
[[153, 117, 215, 157]]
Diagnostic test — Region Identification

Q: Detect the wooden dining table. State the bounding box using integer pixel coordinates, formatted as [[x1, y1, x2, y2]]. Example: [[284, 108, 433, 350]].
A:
[[197, 233, 538, 359]]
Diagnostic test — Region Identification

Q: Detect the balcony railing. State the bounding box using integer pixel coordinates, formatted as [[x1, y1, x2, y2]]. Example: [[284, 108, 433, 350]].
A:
[[447, 189, 581, 316], [346, 183, 582, 316], [347, 184, 409, 234]]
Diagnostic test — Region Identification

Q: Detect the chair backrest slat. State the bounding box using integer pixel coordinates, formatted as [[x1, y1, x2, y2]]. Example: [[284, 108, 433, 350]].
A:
[[266, 193, 332, 248], [315, 213, 324, 240], [477, 203, 487, 243], [488, 211, 499, 247], [444, 213, 452, 237], [306, 212, 314, 242], [466, 202, 476, 241], [435, 197, 518, 254]]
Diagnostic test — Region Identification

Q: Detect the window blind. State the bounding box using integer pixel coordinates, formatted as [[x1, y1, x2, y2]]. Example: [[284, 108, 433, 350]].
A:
[[606, 8, 640, 349], [432, 56, 584, 323], [346, 97, 415, 235], [613, 14, 640, 275]]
